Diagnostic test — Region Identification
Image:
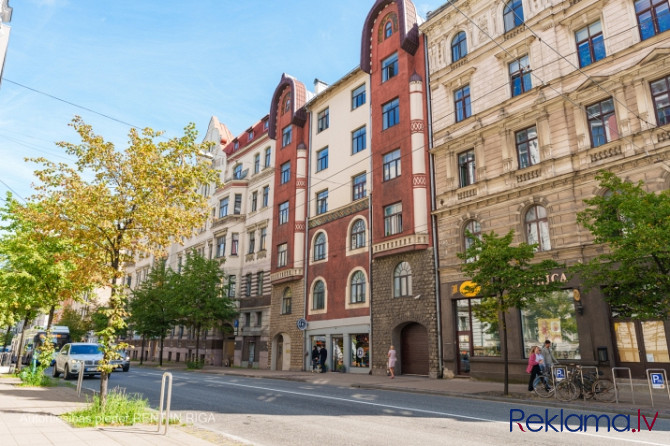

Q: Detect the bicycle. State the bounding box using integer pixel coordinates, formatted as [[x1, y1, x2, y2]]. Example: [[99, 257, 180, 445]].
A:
[[532, 368, 554, 398], [555, 365, 615, 402]]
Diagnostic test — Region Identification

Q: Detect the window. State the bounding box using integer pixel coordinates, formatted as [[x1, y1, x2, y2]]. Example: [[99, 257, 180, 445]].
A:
[[264, 119, 269, 130], [262, 186, 270, 207], [282, 94, 291, 114], [254, 154, 261, 174], [233, 194, 242, 214], [451, 31, 467, 62], [352, 84, 366, 109], [457, 298, 501, 357], [251, 191, 258, 212], [382, 98, 400, 129], [316, 147, 328, 172], [521, 290, 580, 359], [350, 271, 366, 303], [219, 197, 229, 218], [516, 126, 539, 169], [281, 288, 292, 314], [245, 274, 252, 297], [317, 108, 329, 132], [636, 0, 670, 40], [233, 140, 239, 150], [314, 232, 326, 261], [383, 149, 401, 181], [384, 202, 402, 236], [278, 201, 289, 225], [316, 190, 328, 215], [259, 227, 267, 251], [244, 312, 250, 327], [458, 150, 476, 187], [248, 231, 255, 254], [525, 205, 551, 251], [385, 21, 393, 39], [393, 262, 412, 297], [264, 147, 271, 167], [231, 233, 239, 256], [351, 219, 366, 249], [503, 0, 524, 33], [228, 275, 236, 298], [277, 243, 287, 267], [248, 129, 254, 141], [587, 97, 618, 147], [464, 220, 481, 262], [509, 55, 532, 97], [352, 172, 367, 201], [281, 161, 290, 184], [651, 75, 670, 125], [454, 85, 471, 122], [256, 311, 262, 326], [233, 164, 243, 179], [282, 125, 292, 147], [256, 271, 264, 295], [382, 53, 398, 82], [312, 280, 325, 310], [576, 21, 605, 68], [216, 236, 226, 258], [352, 126, 366, 154]]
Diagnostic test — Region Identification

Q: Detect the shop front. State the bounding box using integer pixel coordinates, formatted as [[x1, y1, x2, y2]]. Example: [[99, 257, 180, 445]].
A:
[[305, 319, 370, 374]]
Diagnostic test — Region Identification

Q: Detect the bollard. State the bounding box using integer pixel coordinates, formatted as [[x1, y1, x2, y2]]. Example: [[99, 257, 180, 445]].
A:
[[76, 360, 84, 397], [611, 367, 633, 404], [157, 372, 173, 435]]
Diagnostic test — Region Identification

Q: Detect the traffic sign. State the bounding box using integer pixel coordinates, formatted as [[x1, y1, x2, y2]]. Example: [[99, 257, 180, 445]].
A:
[[554, 367, 566, 382], [296, 318, 308, 331], [651, 372, 665, 389]]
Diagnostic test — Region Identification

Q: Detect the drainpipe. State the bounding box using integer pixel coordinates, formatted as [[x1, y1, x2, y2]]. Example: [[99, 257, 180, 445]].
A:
[[302, 111, 312, 371], [424, 32, 444, 378]]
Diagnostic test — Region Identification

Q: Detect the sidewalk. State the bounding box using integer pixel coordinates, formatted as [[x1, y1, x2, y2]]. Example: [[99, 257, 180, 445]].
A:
[[139, 360, 670, 417], [0, 376, 224, 446]]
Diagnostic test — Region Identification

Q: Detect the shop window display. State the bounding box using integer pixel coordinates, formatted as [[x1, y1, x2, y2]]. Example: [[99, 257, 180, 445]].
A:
[[351, 334, 369, 368], [521, 290, 580, 359]]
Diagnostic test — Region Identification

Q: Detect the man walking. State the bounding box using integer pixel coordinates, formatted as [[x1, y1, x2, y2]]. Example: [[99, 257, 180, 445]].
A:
[[319, 345, 328, 373], [541, 339, 559, 370]]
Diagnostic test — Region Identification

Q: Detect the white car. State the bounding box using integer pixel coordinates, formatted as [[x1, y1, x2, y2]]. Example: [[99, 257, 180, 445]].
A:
[[52, 343, 103, 380]]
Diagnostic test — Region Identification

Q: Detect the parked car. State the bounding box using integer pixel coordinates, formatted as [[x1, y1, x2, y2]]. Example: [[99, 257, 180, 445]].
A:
[[52, 343, 103, 380], [112, 350, 130, 372]]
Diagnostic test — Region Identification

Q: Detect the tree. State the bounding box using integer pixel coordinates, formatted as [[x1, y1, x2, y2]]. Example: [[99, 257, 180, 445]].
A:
[[457, 230, 562, 395], [573, 171, 670, 318], [128, 260, 180, 366], [20, 116, 218, 407], [175, 251, 236, 365], [57, 305, 92, 342]]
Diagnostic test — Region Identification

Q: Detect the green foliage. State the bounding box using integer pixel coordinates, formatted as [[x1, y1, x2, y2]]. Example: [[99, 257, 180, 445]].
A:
[[186, 359, 204, 369], [129, 260, 179, 339], [62, 389, 151, 427], [58, 305, 91, 342], [573, 171, 670, 318], [457, 230, 563, 395]]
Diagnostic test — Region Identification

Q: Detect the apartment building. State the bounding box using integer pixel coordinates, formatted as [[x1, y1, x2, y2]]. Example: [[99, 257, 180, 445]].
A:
[[423, 0, 670, 379]]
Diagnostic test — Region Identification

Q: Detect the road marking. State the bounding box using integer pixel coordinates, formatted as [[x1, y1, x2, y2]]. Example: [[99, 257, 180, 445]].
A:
[[216, 381, 669, 445]]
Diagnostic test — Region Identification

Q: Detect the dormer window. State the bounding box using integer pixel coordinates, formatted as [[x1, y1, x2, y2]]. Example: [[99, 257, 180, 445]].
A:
[[385, 21, 393, 39], [233, 140, 239, 150], [248, 129, 254, 141]]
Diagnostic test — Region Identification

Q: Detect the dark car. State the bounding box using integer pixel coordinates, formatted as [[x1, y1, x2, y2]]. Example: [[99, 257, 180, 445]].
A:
[[112, 350, 130, 372]]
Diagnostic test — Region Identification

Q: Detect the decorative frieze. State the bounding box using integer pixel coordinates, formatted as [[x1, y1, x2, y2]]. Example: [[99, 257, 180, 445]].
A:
[[411, 119, 425, 133], [372, 233, 429, 255], [270, 267, 304, 283], [516, 167, 542, 183], [589, 145, 622, 163], [457, 187, 478, 200], [308, 198, 369, 229], [413, 174, 427, 187]]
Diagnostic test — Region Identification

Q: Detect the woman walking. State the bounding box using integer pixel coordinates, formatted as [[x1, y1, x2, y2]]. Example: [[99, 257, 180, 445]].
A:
[[387, 345, 397, 379]]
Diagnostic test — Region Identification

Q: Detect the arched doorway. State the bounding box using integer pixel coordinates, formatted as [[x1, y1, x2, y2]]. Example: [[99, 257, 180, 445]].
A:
[[276, 335, 284, 370], [401, 323, 429, 375]]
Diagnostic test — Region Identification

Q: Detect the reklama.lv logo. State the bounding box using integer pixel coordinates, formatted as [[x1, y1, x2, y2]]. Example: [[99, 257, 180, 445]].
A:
[[510, 409, 659, 433]]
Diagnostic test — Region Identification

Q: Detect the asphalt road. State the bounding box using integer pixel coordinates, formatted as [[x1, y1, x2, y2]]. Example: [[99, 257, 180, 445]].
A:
[[64, 368, 670, 446]]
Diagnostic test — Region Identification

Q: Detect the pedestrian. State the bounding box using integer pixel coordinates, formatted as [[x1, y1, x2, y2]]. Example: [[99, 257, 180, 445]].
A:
[[540, 339, 559, 370], [387, 345, 397, 379], [526, 346, 542, 391], [311, 345, 319, 372], [319, 344, 328, 373]]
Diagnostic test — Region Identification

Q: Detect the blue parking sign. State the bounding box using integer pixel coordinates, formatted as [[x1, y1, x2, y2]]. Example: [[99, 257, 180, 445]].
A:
[[554, 368, 566, 382], [650, 373, 665, 389]]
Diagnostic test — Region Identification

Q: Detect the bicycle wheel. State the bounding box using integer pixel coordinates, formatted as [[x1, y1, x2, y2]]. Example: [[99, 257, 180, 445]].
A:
[[593, 379, 616, 402], [533, 376, 553, 398], [555, 380, 579, 401]]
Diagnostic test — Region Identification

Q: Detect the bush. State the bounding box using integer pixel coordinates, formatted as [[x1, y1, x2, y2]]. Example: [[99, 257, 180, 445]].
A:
[[62, 388, 151, 427], [18, 367, 55, 387], [186, 359, 203, 369]]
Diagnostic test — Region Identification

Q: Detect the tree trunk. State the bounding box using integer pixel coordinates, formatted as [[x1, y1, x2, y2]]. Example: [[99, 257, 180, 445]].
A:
[[159, 335, 164, 366], [100, 371, 109, 408], [16, 314, 30, 371], [501, 307, 509, 396], [46, 306, 55, 331], [140, 336, 145, 365], [195, 324, 201, 364]]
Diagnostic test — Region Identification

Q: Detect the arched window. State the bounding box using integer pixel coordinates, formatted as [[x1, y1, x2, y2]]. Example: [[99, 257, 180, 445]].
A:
[[385, 21, 393, 39], [451, 31, 467, 63], [525, 205, 551, 251], [281, 288, 292, 314], [314, 232, 326, 261], [393, 262, 412, 297], [350, 271, 366, 303], [313, 280, 325, 310], [282, 93, 291, 114], [350, 219, 366, 250], [464, 220, 481, 253], [503, 0, 524, 33]]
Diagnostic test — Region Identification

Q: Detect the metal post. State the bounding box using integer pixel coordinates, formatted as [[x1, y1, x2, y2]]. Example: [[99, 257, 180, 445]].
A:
[[611, 367, 633, 404], [76, 360, 84, 397], [157, 372, 173, 435], [646, 369, 670, 408]]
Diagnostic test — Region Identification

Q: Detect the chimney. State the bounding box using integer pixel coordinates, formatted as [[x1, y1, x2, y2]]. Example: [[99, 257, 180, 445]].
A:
[[314, 78, 329, 94]]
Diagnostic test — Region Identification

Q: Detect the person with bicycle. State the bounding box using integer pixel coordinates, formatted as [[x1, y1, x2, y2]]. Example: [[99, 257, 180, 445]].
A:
[[526, 346, 543, 391], [541, 339, 559, 371]]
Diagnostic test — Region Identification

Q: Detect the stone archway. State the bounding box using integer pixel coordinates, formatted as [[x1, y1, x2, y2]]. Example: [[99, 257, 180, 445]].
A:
[[400, 322, 429, 375], [273, 333, 291, 371]]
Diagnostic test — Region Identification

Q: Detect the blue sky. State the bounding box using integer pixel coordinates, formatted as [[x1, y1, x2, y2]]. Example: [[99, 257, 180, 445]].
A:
[[0, 0, 445, 202]]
